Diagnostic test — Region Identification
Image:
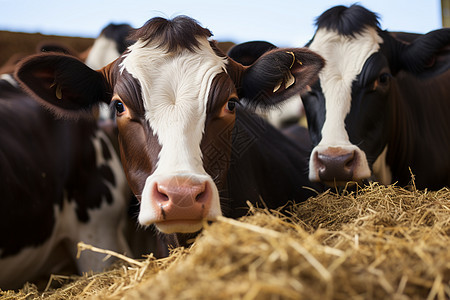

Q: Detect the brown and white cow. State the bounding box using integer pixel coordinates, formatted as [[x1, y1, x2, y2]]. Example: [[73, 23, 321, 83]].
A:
[[16, 16, 324, 242], [0, 75, 131, 290], [0, 30, 143, 289]]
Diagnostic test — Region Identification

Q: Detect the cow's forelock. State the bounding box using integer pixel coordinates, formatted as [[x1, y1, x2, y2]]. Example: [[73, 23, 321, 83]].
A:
[[308, 26, 382, 181]]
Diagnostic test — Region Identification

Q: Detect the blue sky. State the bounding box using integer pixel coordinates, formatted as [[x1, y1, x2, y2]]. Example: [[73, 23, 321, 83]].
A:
[[0, 0, 443, 47]]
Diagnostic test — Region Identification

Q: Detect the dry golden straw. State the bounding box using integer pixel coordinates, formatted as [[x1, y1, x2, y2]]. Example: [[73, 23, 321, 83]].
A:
[[1, 182, 449, 299]]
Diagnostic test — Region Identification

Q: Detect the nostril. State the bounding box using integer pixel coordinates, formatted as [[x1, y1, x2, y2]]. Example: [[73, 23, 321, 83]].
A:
[[194, 182, 208, 204], [160, 192, 169, 201], [344, 151, 356, 169], [315, 152, 325, 170], [154, 183, 170, 203], [195, 191, 204, 201]]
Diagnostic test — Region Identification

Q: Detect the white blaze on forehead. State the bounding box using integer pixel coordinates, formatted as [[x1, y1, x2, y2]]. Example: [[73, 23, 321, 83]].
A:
[[121, 37, 227, 175], [309, 27, 382, 146]]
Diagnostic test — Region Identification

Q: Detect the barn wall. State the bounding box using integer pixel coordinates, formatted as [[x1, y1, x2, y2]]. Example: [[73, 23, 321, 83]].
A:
[[0, 31, 94, 67]]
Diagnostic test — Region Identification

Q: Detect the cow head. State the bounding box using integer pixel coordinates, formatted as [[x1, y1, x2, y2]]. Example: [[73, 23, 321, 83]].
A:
[[16, 16, 324, 234], [302, 4, 450, 186], [85, 23, 135, 70]]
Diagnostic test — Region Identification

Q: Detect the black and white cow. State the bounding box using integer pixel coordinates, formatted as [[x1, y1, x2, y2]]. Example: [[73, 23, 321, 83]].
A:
[[300, 4, 450, 189], [0, 75, 131, 289], [16, 16, 324, 246], [85, 23, 134, 70]]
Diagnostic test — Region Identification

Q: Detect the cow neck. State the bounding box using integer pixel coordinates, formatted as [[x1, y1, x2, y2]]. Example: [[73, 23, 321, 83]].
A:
[[386, 70, 450, 187], [224, 107, 316, 218]]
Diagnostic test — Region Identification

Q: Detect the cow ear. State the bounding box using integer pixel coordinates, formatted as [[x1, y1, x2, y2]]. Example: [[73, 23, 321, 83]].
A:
[[227, 41, 277, 66], [400, 29, 450, 77], [15, 53, 110, 118], [239, 48, 324, 109]]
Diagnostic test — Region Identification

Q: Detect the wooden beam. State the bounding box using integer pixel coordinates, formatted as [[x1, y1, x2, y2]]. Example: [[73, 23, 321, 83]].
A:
[[442, 0, 450, 27]]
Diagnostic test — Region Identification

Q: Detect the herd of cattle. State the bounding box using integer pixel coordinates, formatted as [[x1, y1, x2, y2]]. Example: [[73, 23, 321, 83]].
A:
[[1, 4, 449, 290]]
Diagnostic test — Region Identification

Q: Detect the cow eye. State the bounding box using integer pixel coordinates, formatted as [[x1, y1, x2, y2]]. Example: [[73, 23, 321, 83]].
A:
[[114, 100, 126, 115], [378, 73, 391, 84], [225, 98, 239, 113], [372, 73, 391, 91]]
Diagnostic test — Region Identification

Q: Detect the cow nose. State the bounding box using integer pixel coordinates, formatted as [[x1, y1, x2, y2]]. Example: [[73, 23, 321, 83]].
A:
[[155, 179, 207, 208], [316, 149, 356, 182], [151, 176, 211, 221]]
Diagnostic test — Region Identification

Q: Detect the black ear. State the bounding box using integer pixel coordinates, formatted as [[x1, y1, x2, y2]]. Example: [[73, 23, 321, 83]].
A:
[[227, 40, 277, 66], [239, 47, 325, 109], [15, 53, 110, 118], [399, 28, 450, 77]]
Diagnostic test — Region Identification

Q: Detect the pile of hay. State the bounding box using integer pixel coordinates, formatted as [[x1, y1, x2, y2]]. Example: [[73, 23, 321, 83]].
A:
[[1, 183, 449, 299]]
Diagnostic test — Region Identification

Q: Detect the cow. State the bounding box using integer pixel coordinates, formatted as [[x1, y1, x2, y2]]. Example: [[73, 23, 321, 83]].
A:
[[84, 23, 134, 70], [228, 40, 305, 129], [297, 4, 450, 189], [15, 16, 325, 247], [0, 74, 131, 289]]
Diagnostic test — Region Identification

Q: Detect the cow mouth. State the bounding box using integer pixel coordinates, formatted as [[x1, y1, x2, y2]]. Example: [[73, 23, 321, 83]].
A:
[[156, 219, 204, 225], [154, 219, 206, 234]]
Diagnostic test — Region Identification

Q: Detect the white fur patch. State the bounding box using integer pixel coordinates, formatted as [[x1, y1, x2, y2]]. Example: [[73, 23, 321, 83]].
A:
[[259, 94, 303, 128], [1, 74, 19, 87], [372, 146, 392, 185], [308, 27, 382, 181], [85, 35, 121, 70], [122, 37, 226, 228]]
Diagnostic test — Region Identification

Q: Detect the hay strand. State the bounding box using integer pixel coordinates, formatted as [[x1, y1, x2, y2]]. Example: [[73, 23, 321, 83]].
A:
[[76, 242, 146, 268]]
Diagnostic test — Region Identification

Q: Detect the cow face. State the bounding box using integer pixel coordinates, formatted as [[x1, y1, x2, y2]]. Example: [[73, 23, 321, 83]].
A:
[[16, 16, 324, 234], [303, 23, 391, 186], [301, 5, 394, 186], [302, 4, 450, 187], [111, 36, 233, 234]]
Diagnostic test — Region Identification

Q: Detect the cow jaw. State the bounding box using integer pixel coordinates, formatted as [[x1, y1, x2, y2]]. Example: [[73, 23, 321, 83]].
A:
[[122, 37, 226, 233], [308, 27, 382, 184]]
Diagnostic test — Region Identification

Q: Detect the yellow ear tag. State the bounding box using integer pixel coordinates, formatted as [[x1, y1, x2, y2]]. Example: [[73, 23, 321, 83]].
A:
[[286, 51, 296, 69], [285, 72, 295, 89], [274, 52, 300, 92], [50, 81, 63, 100], [55, 84, 63, 100], [273, 80, 283, 93], [284, 51, 297, 89]]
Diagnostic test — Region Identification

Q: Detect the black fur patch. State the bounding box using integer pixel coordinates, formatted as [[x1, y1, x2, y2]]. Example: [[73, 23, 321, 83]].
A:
[[130, 16, 212, 52], [101, 23, 135, 53], [315, 4, 380, 36]]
